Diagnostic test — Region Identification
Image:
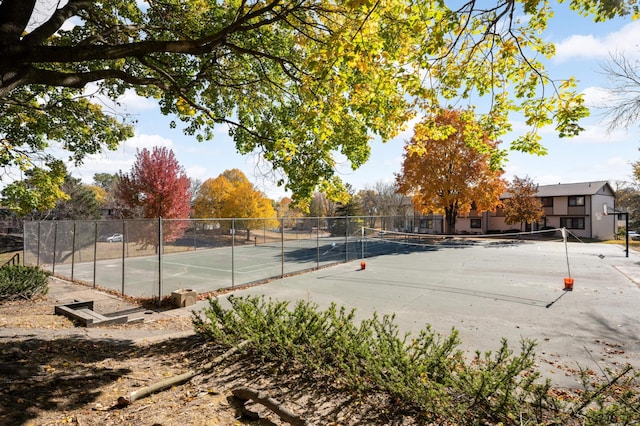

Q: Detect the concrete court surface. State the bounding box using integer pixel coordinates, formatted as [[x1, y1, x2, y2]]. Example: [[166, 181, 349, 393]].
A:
[[213, 239, 640, 388]]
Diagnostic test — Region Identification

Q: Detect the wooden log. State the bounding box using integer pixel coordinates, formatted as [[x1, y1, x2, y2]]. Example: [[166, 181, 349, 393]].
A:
[[232, 386, 311, 426], [117, 339, 249, 407]]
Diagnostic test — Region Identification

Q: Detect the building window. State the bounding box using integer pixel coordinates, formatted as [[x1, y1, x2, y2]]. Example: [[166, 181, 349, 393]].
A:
[[540, 197, 553, 207], [560, 217, 585, 229], [470, 218, 481, 228], [568, 196, 585, 206], [420, 218, 433, 229]]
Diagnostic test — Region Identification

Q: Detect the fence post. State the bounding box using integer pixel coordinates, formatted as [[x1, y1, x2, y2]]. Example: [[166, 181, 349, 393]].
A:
[[345, 216, 348, 262], [158, 217, 163, 302], [52, 222, 58, 275], [22, 223, 26, 266], [122, 220, 127, 296], [36, 222, 41, 267], [231, 218, 235, 289], [316, 217, 320, 269], [281, 218, 284, 278], [93, 221, 98, 288], [71, 222, 76, 281]]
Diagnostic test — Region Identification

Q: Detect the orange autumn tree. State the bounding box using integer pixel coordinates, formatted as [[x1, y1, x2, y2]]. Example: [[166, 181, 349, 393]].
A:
[[502, 176, 544, 230], [193, 169, 278, 239], [193, 175, 233, 219], [275, 197, 305, 229], [396, 109, 506, 234]]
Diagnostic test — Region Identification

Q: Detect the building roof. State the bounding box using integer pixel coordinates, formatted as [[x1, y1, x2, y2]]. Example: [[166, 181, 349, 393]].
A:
[[501, 181, 614, 199], [535, 181, 613, 197]]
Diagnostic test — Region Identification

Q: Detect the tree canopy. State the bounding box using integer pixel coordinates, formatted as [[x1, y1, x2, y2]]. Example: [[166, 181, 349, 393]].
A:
[[1, 159, 68, 216], [115, 146, 191, 220], [193, 169, 278, 238], [1, 0, 634, 202], [502, 175, 544, 229], [396, 108, 506, 234]]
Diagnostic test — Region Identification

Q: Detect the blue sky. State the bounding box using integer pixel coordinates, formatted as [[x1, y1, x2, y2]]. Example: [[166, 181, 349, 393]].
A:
[[64, 4, 640, 200]]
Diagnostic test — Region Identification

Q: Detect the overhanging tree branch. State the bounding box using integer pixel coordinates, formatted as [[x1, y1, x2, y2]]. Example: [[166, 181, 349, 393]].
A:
[[0, 0, 38, 42], [22, 0, 92, 46], [22, 67, 164, 89]]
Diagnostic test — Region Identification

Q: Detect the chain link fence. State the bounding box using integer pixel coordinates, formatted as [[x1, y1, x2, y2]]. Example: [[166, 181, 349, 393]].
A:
[[23, 215, 425, 300]]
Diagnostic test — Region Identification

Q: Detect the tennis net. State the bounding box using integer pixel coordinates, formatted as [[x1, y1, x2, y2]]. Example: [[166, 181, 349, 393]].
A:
[[361, 227, 564, 253]]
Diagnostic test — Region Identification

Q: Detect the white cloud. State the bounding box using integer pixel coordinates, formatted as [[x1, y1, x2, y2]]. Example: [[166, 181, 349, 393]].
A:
[[528, 174, 565, 186], [185, 166, 208, 181], [116, 90, 158, 112], [554, 21, 640, 62], [82, 84, 158, 115], [581, 86, 617, 108], [566, 122, 630, 144], [125, 133, 173, 150], [66, 133, 174, 184]]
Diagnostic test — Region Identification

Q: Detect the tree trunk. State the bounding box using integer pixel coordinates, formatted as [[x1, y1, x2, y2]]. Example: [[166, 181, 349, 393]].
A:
[[232, 386, 311, 426], [444, 206, 457, 234], [116, 340, 249, 407]]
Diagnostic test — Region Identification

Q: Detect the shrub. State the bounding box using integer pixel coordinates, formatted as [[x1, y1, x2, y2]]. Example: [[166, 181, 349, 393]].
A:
[[194, 296, 553, 423], [194, 296, 640, 424], [0, 265, 50, 302]]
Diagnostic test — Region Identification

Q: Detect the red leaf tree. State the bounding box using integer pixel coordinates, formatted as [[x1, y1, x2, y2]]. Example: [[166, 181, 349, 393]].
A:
[[116, 147, 191, 243]]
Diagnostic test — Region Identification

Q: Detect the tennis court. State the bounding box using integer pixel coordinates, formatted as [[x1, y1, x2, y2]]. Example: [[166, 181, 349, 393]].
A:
[[51, 235, 367, 296], [210, 236, 640, 388]]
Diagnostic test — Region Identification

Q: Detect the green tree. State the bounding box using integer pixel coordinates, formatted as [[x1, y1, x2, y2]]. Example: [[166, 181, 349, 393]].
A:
[[85, 185, 106, 205], [502, 176, 544, 230], [615, 184, 640, 232], [330, 185, 363, 237], [335, 185, 362, 217], [2, 1, 619, 202], [1, 159, 69, 216], [396, 109, 506, 234], [92, 173, 127, 216], [92, 173, 118, 191], [48, 175, 102, 220]]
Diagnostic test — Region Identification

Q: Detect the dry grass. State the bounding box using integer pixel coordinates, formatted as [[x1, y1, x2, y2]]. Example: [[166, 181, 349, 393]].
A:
[[0, 251, 20, 266]]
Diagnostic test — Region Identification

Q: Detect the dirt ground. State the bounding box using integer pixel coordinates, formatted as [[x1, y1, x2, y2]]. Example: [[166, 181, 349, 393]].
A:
[[0, 287, 425, 426]]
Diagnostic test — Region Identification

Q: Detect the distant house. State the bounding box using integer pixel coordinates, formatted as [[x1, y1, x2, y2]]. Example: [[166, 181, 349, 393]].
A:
[[454, 181, 617, 240], [99, 204, 121, 220]]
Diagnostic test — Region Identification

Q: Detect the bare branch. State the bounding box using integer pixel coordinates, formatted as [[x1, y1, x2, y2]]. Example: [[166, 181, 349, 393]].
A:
[[601, 52, 640, 131]]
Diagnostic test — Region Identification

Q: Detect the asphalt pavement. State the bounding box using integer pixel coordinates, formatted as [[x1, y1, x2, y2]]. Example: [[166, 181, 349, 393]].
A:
[[215, 239, 640, 388]]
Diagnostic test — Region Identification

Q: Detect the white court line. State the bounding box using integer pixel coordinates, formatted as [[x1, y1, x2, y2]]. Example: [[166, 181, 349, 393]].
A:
[[142, 254, 283, 274], [124, 240, 346, 277]]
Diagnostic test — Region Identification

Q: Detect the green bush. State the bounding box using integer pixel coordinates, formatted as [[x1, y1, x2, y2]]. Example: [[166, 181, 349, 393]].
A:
[[193, 296, 640, 424], [0, 265, 50, 301]]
